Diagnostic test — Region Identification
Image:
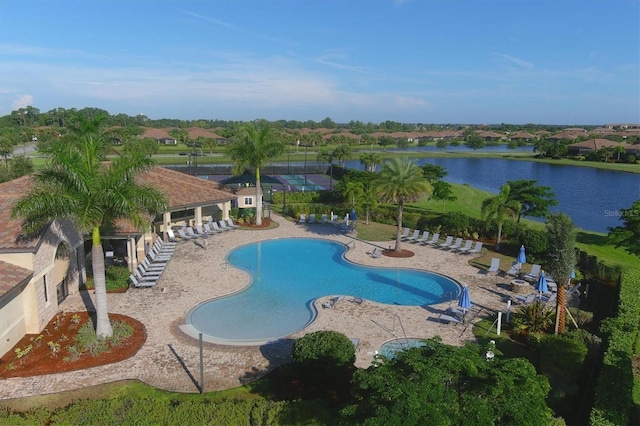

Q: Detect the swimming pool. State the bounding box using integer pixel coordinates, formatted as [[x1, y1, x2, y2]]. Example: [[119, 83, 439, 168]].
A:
[[184, 238, 461, 345], [379, 338, 428, 359]]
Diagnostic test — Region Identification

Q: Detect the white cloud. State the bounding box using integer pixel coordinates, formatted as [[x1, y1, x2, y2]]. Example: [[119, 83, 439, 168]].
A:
[[11, 94, 33, 110], [492, 52, 534, 69]]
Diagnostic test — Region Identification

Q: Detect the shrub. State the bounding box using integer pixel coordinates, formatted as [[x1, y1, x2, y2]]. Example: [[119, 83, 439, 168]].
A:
[[292, 330, 355, 368], [438, 211, 470, 235], [517, 227, 548, 262]]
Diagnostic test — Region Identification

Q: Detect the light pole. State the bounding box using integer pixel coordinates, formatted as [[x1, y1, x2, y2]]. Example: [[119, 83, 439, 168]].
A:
[[287, 148, 290, 174], [304, 144, 308, 186]]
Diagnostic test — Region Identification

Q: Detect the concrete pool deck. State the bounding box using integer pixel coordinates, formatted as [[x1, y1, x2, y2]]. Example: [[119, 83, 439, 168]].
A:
[[0, 213, 548, 399]]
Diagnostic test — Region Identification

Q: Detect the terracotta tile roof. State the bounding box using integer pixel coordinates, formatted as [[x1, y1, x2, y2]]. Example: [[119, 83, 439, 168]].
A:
[[0, 260, 33, 298], [568, 139, 629, 150], [140, 128, 173, 139], [0, 176, 40, 251], [186, 127, 221, 139]]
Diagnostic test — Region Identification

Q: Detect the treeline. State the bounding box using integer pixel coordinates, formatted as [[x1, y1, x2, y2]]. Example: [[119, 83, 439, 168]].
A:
[[0, 105, 594, 134]]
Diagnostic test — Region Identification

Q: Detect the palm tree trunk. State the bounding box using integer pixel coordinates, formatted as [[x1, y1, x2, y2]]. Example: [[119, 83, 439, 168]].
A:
[[395, 201, 404, 252], [91, 227, 113, 338], [255, 167, 263, 226], [496, 222, 503, 251], [554, 279, 567, 334]]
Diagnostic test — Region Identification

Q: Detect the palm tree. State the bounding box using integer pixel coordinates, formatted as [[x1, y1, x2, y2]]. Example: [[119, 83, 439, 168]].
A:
[[11, 134, 168, 338], [375, 158, 432, 252], [360, 152, 382, 172], [360, 183, 378, 225], [341, 181, 364, 208], [481, 184, 521, 250], [545, 213, 576, 334], [226, 122, 284, 226]]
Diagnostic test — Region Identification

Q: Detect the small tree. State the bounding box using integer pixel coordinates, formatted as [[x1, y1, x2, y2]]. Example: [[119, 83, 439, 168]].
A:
[[546, 212, 577, 334], [608, 199, 640, 256], [481, 184, 521, 250]]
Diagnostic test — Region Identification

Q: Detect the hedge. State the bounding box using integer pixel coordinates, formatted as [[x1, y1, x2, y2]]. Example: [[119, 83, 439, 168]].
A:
[[589, 269, 640, 425]]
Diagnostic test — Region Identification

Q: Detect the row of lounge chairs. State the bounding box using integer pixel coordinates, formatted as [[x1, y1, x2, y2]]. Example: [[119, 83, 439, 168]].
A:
[[130, 238, 177, 288], [399, 228, 483, 254], [167, 219, 239, 242]]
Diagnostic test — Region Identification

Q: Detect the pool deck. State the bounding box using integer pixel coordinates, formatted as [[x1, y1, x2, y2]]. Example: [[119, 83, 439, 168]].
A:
[[0, 214, 564, 399]]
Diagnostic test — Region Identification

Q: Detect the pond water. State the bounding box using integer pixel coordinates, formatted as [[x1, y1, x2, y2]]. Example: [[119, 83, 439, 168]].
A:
[[344, 158, 640, 232]]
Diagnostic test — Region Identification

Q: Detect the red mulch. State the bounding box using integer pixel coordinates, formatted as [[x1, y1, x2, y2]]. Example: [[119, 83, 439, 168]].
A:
[[0, 311, 146, 378], [382, 249, 415, 258], [238, 218, 273, 229]]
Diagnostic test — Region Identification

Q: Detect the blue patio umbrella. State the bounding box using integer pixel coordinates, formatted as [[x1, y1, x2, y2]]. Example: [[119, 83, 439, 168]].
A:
[[350, 208, 357, 221], [458, 286, 472, 314], [517, 245, 527, 275], [536, 271, 548, 297]]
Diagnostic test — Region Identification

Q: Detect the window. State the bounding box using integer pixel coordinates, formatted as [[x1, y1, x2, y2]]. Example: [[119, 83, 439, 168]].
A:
[[244, 197, 253, 205], [43, 276, 48, 302]]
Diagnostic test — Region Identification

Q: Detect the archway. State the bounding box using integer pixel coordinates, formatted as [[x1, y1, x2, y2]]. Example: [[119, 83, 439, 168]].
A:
[[53, 242, 71, 304]]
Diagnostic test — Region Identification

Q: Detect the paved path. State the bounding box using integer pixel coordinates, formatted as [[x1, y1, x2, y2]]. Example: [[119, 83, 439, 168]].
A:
[[1, 214, 534, 399]]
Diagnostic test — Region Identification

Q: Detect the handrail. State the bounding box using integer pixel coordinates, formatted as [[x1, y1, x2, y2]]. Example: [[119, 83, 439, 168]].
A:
[[393, 314, 409, 345]]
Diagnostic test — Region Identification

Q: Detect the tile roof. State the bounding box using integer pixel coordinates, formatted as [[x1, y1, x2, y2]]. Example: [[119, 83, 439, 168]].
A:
[[185, 127, 222, 139], [568, 139, 630, 150], [140, 128, 173, 139], [0, 259, 33, 299], [0, 167, 236, 246]]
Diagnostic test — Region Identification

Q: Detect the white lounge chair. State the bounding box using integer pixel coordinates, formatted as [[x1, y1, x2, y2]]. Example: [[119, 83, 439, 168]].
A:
[[568, 283, 582, 296], [225, 218, 240, 229], [130, 274, 156, 288], [177, 228, 194, 240], [524, 264, 542, 282], [204, 223, 222, 234], [422, 233, 440, 246], [414, 231, 430, 244], [399, 227, 410, 240], [438, 236, 454, 249], [211, 222, 229, 232], [320, 214, 328, 224], [308, 214, 316, 224], [438, 313, 461, 325], [445, 237, 463, 251], [504, 262, 521, 277], [514, 293, 537, 305], [466, 241, 484, 254], [367, 247, 382, 258], [299, 214, 307, 224], [135, 266, 161, 280], [166, 228, 179, 242], [487, 258, 500, 274], [185, 227, 200, 238], [454, 239, 473, 253], [142, 258, 165, 272], [218, 220, 235, 231], [330, 214, 339, 223], [404, 229, 421, 242]]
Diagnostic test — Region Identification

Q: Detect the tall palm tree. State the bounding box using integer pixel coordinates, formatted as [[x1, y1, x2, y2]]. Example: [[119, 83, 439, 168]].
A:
[[226, 122, 284, 226], [11, 135, 168, 338], [375, 158, 432, 252], [481, 184, 521, 250], [545, 213, 576, 334]]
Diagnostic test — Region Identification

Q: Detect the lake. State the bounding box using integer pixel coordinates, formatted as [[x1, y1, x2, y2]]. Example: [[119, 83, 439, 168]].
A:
[[343, 158, 640, 233]]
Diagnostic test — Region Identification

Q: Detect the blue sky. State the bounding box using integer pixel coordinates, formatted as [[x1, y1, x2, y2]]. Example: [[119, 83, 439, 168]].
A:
[[1, 0, 638, 124]]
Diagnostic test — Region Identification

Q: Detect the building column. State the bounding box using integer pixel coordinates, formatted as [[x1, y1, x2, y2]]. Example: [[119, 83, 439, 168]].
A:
[[195, 206, 203, 227]]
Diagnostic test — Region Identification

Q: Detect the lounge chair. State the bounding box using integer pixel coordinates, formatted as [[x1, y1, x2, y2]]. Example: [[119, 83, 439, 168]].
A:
[[445, 237, 463, 251], [135, 267, 161, 281], [166, 228, 179, 242], [298, 214, 306, 224], [350, 297, 364, 304], [453, 239, 473, 253], [322, 295, 345, 309], [151, 240, 174, 255], [320, 214, 328, 224], [211, 221, 229, 232], [438, 313, 461, 325], [404, 229, 421, 242], [503, 262, 521, 277], [130, 274, 156, 288], [349, 337, 360, 352], [568, 283, 582, 296], [177, 228, 194, 240], [539, 292, 556, 304], [204, 223, 222, 234], [330, 214, 339, 223], [487, 258, 500, 274], [218, 220, 235, 231], [142, 258, 165, 272], [422, 233, 440, 246], [466, 241, 484, 254], [438, 236, 454, 249], [225, 218, 240, 229], [514, 293, 537, 305], [308, 214, 316, 224], [399, 227, 410, 240], [367, 247, 382, 258], [524, 264, 542, 282], [185, 227, 200, 238], [414, 231, 430, 244]]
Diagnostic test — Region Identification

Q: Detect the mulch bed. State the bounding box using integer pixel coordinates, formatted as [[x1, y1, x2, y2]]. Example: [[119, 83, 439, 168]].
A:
[[0, 311, 146, 378], [382, 249, 415, 258]]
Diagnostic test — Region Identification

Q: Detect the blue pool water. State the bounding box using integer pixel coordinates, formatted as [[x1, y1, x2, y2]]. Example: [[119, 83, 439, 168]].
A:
[[186, 238, 461, 344], [379, 338, 428, 359]]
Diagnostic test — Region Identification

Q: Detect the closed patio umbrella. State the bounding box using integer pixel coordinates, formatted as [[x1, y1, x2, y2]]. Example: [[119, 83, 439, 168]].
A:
[[350, 208, 357, 221], [517, 245, 527, 275], [536, 271, 548, 298], [458, 286, 472, 314]]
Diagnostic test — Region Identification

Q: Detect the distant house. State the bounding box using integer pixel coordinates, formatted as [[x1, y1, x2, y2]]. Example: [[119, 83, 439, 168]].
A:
[[567, 139, 630, 156]]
